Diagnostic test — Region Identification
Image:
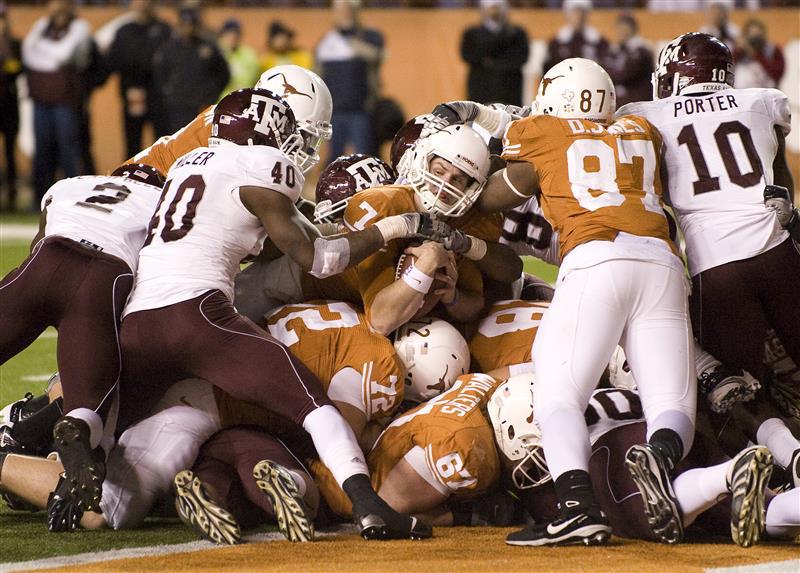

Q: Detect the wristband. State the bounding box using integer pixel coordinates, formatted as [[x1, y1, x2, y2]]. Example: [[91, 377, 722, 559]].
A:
[[464, 236, 487, 261], [401, 263, 434, 294], [374, 215, 413, 243]]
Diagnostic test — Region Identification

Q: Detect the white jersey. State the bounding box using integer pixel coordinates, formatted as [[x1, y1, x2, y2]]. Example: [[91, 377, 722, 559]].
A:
[[617, 88, 791, 276], [124, 144, 303, 316], [500, 195, 562, 266], [41, 175, 161, 272]]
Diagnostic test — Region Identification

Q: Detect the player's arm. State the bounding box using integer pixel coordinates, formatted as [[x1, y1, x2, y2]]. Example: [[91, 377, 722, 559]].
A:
[[240, 186, 426, 279], [764, 129, 800, 242], [368, 241, 454, 336], [433, 229, 522, 283], [476, 160, 540, 214], [772, 128, 794, 196]]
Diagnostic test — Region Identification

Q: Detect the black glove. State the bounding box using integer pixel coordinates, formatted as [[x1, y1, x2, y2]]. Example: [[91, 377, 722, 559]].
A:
[[413, 216, 474, 254], [431, 101, 479, 126], [47, 473, 85, 533], [764, 184, 797, 228]]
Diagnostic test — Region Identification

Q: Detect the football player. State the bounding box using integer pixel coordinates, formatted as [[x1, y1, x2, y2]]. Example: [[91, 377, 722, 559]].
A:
[[0, 163, 164, 520], [313, 154, 396, 229], [616, 32, 799, 482], [446, 58, 697, 546], [126, 64, 332, 178], [491, 374, 799, 547], [311, 373, 502, 526], [0, 378, 220, 533], [116, 88, 432, 541], [234, 154, 396, 323]]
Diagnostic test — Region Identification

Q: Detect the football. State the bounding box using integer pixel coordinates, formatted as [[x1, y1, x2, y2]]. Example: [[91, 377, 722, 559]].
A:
[[395, 250, 447, 319]]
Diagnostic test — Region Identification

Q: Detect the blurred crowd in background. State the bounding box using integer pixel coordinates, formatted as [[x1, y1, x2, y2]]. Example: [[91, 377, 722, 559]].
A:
[[0, 0, 794, 212]]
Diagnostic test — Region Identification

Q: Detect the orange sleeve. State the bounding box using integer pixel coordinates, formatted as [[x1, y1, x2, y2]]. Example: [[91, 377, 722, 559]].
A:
[[500, 116, 552, 166], [123, 106, 214, 176]]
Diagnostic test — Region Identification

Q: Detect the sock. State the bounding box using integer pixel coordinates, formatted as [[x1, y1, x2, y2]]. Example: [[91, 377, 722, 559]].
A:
[[765, 488, 800, 539], [341, 472, 411, 533], [554, 470, 596, 512], [11, 398, 63, 451], [66, 408, 104, 450], [756, 418, 800, 468], [539, 408, 591, 478], [693, 342, 721, 377], [302, 405, 368, 487], [648, 428, 684, 470], [672, 460, 729, 527]]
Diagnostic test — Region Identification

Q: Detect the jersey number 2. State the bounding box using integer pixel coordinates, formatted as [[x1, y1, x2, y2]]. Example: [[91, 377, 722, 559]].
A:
[[144, 175, 206, 246]]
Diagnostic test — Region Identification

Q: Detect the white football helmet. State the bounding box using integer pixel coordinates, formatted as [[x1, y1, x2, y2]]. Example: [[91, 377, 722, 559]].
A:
[[256, 65, 333, 173], [487, 373, 551, 490], [397, 124, 490, 218], [393, 318, 470, 403], [532, 58, 616, 126]]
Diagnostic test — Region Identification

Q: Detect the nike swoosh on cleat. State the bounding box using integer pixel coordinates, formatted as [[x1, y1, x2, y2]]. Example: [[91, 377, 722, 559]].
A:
[[546, 514, 583, 536]]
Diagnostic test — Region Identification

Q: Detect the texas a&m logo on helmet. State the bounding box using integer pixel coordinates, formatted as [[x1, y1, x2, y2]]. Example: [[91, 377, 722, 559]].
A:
[[653, 32, 734, 100], [314, 154, 396, 223], [212, 88, 301, 152]]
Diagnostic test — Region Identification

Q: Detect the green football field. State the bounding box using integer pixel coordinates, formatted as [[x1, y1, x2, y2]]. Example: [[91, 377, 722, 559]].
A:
[[0, 230, 556, 566]]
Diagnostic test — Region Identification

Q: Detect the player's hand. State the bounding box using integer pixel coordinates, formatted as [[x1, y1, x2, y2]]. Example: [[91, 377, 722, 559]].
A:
[[431, 101, 479, 125], [405, 241, 450, 275], [764, 184, 797, 227], [434, 251, 458, 304]]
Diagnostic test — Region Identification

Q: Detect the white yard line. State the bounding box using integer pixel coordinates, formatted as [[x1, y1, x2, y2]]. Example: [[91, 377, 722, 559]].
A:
[[0, 225, 38, 242], [706, 560, 800, 573], [0, 526, 355, 572]]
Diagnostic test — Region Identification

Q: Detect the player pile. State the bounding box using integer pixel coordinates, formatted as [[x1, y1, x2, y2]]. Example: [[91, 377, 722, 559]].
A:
[[1, 32, 799, 550]]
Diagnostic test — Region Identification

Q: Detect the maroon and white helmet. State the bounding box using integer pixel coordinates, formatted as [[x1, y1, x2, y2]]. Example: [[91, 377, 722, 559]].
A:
[[313, 154, 396, 224], [653, 32, 734, 100], [211, 88, 302, 154], [110, 163, 165, 188], [389, 114, 449, 171]]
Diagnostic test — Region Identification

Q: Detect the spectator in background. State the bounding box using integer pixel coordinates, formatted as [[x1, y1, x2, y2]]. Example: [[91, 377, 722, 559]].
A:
[[261, 21, 312, 72], [700, 0, 739, 50], [0, 3, 20, 212], [108, 0, 170, 159], [603, 14, 653, 108], [734, 19, 785, 89], [22, 0, 91, 210], [460, 0, 528, 107], [316, 0, 384, 158], [543, 0, 608, 74], [218, 19, 260, 94], [152, 7, 229, 136]]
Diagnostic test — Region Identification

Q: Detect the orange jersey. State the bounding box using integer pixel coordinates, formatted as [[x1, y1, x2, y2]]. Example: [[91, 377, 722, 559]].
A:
[[469, 300, 549, 372], [502, 115, 675, 259], [215, 301, 404, 433], [312, 373, 502, 517], [302, 185, 501, 321], [124, 106, 215, 176]]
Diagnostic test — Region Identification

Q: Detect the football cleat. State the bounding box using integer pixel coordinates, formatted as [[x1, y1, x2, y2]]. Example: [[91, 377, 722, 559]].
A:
[[53, 417, 105, 513], [355, 513, 432, 541], [727, 446, 774, 548], [47, 473, 84, 532], [505, 505, 611, 547], [625, 443, 684, 544], [174, 470, 241, 545], [0, 425, 25, 454], [253, 460, 314, 543], [790, 449, 800, 490], [698, 364, 760, 413]]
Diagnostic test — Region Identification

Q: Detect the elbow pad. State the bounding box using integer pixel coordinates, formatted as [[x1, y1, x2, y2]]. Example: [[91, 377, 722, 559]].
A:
[[310, 236, 351, 279]]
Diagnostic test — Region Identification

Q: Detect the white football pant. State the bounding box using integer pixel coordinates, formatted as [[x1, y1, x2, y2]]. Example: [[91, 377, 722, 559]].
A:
[[532, 258, 696, 481]]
